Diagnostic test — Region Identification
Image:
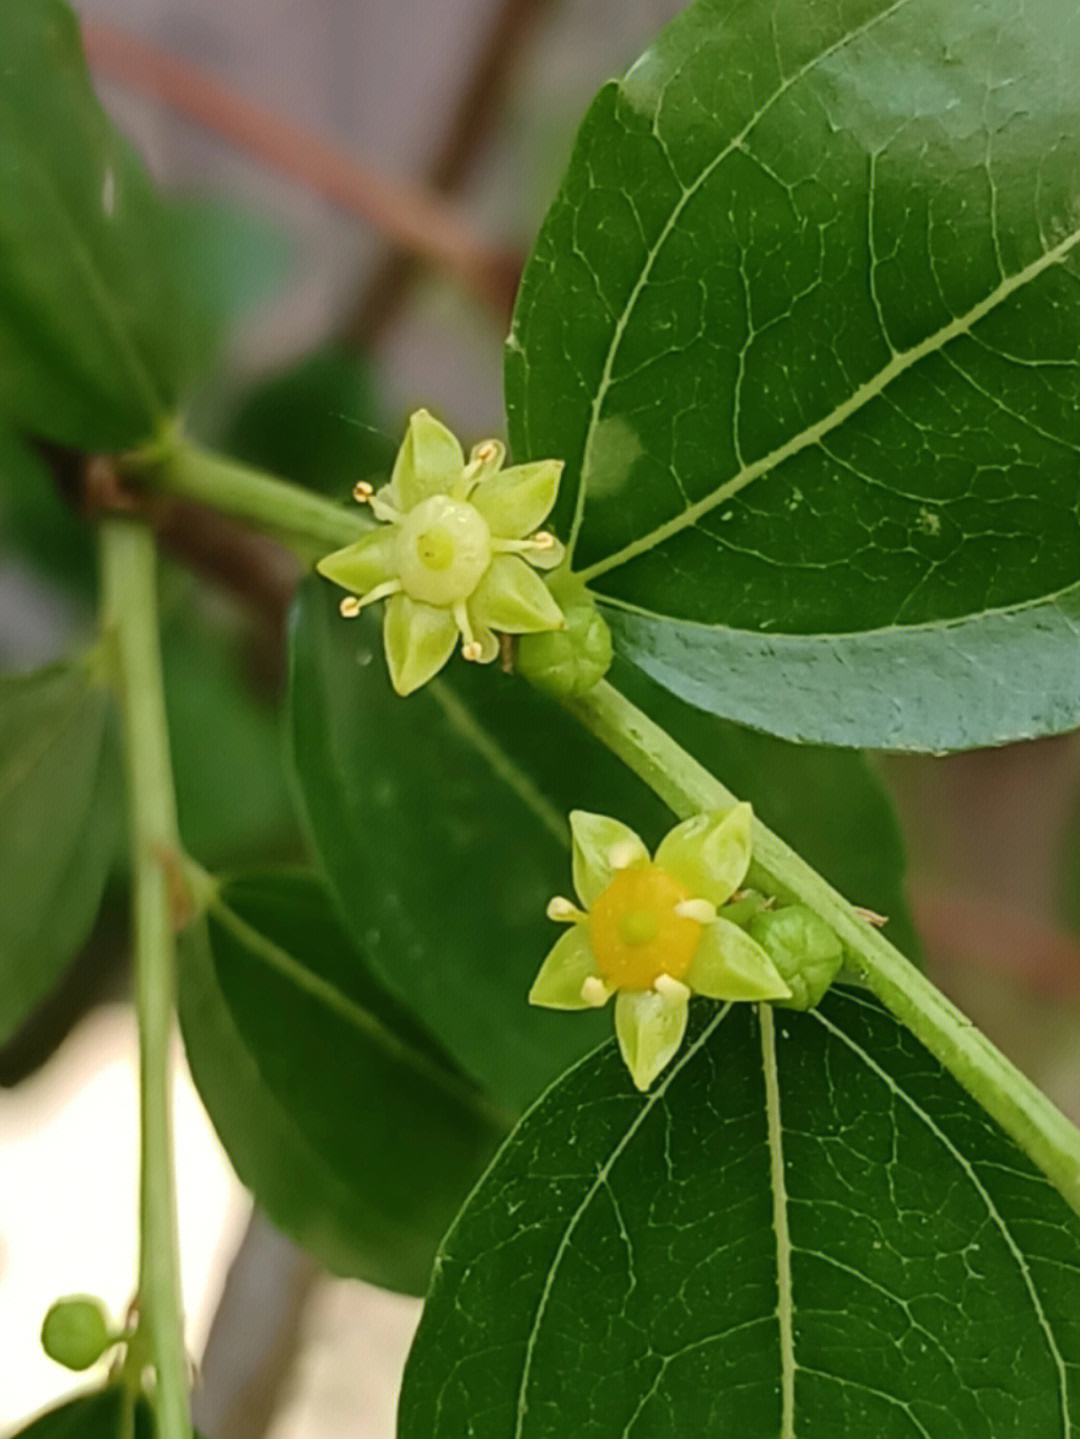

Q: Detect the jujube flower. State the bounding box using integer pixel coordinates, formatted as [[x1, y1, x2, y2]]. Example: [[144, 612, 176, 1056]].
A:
[[317, 409, 566, 695], [529, 807, 792, 1090]]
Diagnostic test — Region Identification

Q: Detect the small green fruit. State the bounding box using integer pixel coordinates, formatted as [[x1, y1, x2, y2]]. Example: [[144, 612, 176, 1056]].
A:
[[749, 904, 844, 1010], [40, 1296, 114, 1371], [516, 602, 613, 697]]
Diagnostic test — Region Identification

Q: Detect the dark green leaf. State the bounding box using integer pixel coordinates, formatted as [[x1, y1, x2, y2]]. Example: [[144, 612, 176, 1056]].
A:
[[178, 871, 506, 1293], [0, 655, 122, 1045], [401, 989, 1080, 1437], [0, 2, 260, 449], [161, 605, 299, 867], [288, 579, 915, 1107], [507, 0, 1080, 751], [10, 1387, 204, 1437], [0, 429, 96, 597], [224, 346, 394, 499]]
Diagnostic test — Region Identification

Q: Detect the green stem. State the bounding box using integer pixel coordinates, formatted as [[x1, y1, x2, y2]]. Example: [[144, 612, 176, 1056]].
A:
[[566, 679, 1080, 1215], [100, 518, 192, 1439], [125, 433, 368, 558]]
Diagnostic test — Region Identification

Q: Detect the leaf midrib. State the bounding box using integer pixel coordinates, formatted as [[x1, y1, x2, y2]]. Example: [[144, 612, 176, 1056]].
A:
[[576, 223, 1080, 587], [208, 893, 512, 1133], [564, 0, 920, 558]]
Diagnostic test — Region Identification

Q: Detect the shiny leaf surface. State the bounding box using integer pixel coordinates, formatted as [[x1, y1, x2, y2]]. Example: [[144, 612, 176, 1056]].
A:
[[507, 0, 1080, 750], [402, 989, 1080, 1436]]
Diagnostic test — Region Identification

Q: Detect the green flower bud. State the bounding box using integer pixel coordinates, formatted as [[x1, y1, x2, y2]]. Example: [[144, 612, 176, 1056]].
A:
[[516, 602, 612, 697], [748, 904, 844, 1010], [41, 1296, 115, 1371]]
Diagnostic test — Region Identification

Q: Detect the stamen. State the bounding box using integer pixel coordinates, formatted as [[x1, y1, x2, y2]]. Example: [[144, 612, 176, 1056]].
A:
[[455, 599, 481, 660], [352, 481, 374, 503], [531, 531, 556, 550], [493, 532, 556, 556], [546, 896, 584, 922], [608, 839, 640, 871], [340, 580, 402, 619], [580, 976, 612, 1007], [654, 974, 691, 1004], [674, 898, 716, 924]]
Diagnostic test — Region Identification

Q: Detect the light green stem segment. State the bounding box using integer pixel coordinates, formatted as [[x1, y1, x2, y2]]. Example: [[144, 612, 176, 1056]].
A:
[[126, 433, 368, 558], [566, 679, 1080, 1216], [100, 518, 192, 1439]]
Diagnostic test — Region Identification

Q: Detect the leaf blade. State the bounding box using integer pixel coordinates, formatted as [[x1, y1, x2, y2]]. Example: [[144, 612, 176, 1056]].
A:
[[507, 0, 1080, 750], [178, 871, 505, 1293], [400, 990, 1080, 1436]]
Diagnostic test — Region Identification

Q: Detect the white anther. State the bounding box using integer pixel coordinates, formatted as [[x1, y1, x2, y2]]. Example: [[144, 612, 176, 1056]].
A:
[[608, 840, 640, 870], [546, 896, 582, 922], [352, 480, 374, 503], [339, 597, 362, 618], [531, 530, 555, 550], [854, 905, 889, 928], [654, 974, 691, 1004], [475, 441, 499, 463], [462, 640, 483, 662], [580, 976, 612, 1007], [674, 898, 716, 924]]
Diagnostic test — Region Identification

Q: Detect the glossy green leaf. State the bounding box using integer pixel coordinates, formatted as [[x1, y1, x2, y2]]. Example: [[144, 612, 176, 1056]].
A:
[[177, 871, 506, 1293], [401, 988, 1080, 1436], [507, 0, 1080, 751], [0, 656, 121, 1045], [10, 1388, 203, 1437], [0, 1, 249, 449], [224, 347, 394, 499], [288, 579, 915, 1107]]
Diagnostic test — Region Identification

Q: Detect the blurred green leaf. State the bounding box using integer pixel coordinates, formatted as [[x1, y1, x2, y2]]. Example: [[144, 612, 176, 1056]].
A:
[[288, 580, 916, 1108], [11, 1388, 204, 1436], [0, 653, 121, 1045], [0, 429, 96, 597], [161, 606, 299, 868], [508, 0, 1080, 751], [402, 989, 1080, 1436], [224, 347, 393, 499], [0, 1, 279, 450], [178, 871, 506, 1293]]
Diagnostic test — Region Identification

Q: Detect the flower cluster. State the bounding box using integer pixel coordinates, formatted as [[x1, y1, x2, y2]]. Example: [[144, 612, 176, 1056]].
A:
[[529, 807, 792, 1090], [317, 409, 567, 695]]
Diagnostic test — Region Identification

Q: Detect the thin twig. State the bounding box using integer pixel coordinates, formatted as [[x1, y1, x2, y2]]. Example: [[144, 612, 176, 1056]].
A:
[[80, 19, 519, 314], [342, 0, 555, 346]]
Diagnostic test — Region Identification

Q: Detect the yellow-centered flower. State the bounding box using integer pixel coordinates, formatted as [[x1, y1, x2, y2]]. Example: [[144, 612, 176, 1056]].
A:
[[317, 409, 566, 695], [529, 807, 792, 1090]]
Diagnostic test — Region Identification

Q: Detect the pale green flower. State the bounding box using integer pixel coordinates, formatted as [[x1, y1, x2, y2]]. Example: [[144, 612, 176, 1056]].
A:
[[317, 409, 566, 695], [529, 806, 792, 1091]]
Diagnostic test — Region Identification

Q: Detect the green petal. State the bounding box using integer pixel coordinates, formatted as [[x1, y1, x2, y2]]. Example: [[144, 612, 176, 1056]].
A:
[[614, 989, 688, 1091], [471, 459, 562, 538], [528, 927, 600, 1010], [383, 594, 459, 695], [685, 917, 791, 1001], [469, 556, 564, 634], [391, 409, 464, 509], [569, 811, 648, 907], [654, 804, 753, 907], [315, 527, 398, 596]]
